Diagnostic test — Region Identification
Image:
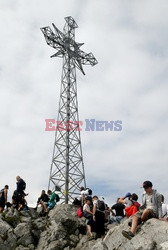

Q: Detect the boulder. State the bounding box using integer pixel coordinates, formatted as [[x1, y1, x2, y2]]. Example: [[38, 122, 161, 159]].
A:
[[90, 218, 168, 250], [0, 205, 168, 250]]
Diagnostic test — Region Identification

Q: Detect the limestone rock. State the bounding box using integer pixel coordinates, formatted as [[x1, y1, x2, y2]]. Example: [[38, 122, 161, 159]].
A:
[[0, 205, 168, 250], [91, 218, 168, 250]]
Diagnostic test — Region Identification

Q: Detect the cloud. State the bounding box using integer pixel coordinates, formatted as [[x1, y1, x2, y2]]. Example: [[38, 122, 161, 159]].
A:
[[0, 0, 168, 206]]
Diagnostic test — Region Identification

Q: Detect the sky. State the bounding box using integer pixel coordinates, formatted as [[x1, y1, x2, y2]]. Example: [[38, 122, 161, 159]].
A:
[[0, 0, 168, 206]]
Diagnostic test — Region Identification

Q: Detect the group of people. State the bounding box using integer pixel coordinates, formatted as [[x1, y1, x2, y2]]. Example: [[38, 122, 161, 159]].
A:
[[77, 181, 168, 240], [0, 176, 28, 212], [1, 178, 168, 241], [0, 176, 59, 215], [35, 189, 59, 215], [75, 187, 108, 239]]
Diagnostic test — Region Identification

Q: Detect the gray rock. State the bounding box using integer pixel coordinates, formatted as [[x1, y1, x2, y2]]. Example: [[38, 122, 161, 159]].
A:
[[0, 205, 168, 250], [91, 218, 168, 250]]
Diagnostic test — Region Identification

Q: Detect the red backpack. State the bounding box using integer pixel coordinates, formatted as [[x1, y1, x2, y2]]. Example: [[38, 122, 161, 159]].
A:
[[77, 207, 83, 218], [125, 201, 140, 217]]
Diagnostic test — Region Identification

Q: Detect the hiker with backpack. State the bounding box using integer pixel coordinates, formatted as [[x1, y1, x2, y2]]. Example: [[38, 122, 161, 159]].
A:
[[42, 190, 59, 213], [15, 176, 28, 209], [92, 195, 106, 239], [118, 192, 140, 217], [122, 181, 162, 240], [80, 187, 92, 206], [83, 197, 95, 239], [0, 185, 9, 213], [16, 176, 26, 195]]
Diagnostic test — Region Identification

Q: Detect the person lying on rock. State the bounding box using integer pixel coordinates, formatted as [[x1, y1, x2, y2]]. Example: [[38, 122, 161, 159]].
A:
[[122, 181, 162, 240]]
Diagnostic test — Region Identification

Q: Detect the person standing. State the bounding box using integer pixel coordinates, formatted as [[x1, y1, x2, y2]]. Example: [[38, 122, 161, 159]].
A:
[[92, 196, 106, 239], [16, 176, 26, 195], [0, 185, 9, 213]]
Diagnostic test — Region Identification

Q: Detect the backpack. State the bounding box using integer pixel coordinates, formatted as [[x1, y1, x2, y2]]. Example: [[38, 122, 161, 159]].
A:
[[0, 189, 4, 202], [20, 180, 26, 191], [86, 188, 92, 196], [55, 194, 60, 202], [125, 205, 138, 217], [97, 200, 106, 211], [125, 201, 140, 217], [77, 207, 83, 218]]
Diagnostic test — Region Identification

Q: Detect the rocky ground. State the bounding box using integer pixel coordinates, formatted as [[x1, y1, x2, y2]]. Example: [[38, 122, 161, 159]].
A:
[[0, 205, 168, 250]]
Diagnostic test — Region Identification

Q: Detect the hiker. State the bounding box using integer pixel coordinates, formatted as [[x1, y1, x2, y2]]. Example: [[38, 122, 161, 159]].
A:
[[12, 190, 28, 211], [119, 192, 140, 217], [35, 190, 49, 210], [16, 176, 26, 195], [42, 190, 57, 213], [122, 181, 162, 240], [125, 193, 140, 217], [92, 195, 106, 239], [110, 198, 125, 223], [80, 187, 92, 206], [83, 197, 95, 238], [18, 194, 28, 211], [0, 185, 9, 213], [159, 195, 168, 221], [12, 190, 19, 209]]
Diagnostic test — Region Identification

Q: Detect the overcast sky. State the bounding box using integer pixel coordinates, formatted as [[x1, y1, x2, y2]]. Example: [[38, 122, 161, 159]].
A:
[[0, 0, 168, 206]]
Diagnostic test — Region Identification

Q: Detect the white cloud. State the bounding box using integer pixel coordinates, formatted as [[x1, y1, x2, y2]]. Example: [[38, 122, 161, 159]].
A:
[[0, 0, 168, 206]]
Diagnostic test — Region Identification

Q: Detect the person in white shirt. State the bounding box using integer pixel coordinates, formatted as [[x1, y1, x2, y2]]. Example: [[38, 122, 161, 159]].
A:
[[160, 194, 168, 221], [83, 197, 94, 238]]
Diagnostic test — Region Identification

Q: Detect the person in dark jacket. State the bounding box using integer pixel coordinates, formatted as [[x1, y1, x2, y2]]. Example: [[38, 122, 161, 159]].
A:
[[0, 185, 9, 213], [35, 190, 49, 210]]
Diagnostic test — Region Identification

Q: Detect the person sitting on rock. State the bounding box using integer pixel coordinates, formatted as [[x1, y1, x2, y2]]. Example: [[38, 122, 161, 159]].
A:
[[18, 194, 29, 211], [12, 190, 28, 211], [83, 197, 95, 239], [119, 192, 140, 217], [0, 185, 9, 213], [110, 198, 125, 223], [35, 190, 49, 211], [42, 190, 56, 213], [122, 181, 162, 240], [160, 194, 168, 221]]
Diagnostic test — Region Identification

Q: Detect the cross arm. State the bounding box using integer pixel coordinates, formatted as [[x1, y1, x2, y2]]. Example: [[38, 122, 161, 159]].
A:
[[40, 26, 64, 52], [78, 50, 98, 66]]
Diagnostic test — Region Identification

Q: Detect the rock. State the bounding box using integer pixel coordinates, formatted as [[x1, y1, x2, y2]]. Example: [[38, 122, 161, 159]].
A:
[[0, 205, 168, 250], [14, 222, 35, 247], [91, 218, 168, 250]]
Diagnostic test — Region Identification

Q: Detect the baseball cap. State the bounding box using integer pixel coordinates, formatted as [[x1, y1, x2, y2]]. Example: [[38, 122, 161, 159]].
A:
[[142, 181, 153, 189]]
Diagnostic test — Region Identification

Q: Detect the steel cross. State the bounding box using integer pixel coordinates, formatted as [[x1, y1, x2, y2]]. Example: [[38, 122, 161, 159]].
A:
[[41, 16, 98, 75], [41, 16, 97, 204]]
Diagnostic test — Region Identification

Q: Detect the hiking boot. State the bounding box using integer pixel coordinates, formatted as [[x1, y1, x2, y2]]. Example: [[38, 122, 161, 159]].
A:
[[122, 230, 134, 240]]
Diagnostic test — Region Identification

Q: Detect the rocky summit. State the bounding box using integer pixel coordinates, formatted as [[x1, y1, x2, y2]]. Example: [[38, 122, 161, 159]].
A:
[[0, 205, 168, 250]]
